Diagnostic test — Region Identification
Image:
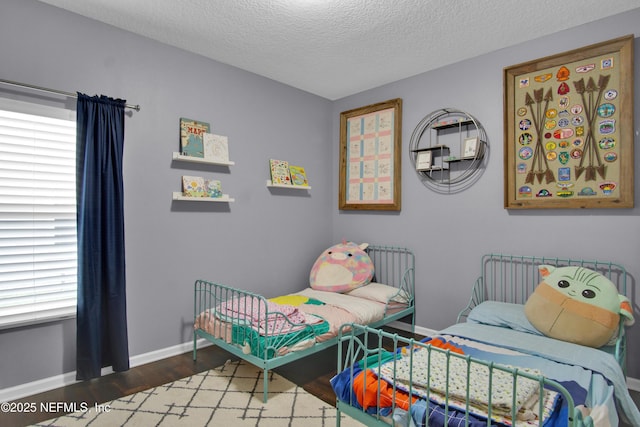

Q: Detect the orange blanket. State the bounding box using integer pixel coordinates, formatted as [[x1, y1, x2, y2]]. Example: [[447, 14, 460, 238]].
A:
[[351, 337, 463, 411]]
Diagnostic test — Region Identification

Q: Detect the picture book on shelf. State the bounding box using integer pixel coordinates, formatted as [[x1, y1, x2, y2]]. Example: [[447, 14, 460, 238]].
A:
[[180, 118, 210, 158], [289, 165, 308, 186], [182, 176, 206, 197], [205, 179, 223, 198], [269, 159, 292, 185], [203, 133, 229, 162]]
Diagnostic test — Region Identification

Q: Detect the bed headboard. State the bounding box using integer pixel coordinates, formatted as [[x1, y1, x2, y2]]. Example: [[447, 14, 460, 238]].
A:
[[365, 245, 415, 301], [457, 253, 630, 369], [459, 253, 628, 317]]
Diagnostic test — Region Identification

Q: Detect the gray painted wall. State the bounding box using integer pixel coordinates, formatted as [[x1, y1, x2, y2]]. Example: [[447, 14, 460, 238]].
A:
[[0, 0, 333, 389], [332, 12, 640, 379], [0, 0, 638, 391]]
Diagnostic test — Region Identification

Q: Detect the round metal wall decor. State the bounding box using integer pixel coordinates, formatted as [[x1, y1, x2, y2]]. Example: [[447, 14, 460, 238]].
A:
[[409, 108, 489, 194]]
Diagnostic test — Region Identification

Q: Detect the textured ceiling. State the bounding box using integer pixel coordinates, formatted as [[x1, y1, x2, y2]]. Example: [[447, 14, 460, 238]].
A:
[[37, 0, 639, 100]]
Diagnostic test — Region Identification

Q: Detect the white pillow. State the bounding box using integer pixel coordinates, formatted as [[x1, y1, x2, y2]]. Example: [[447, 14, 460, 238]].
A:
[[346, 282, 410, 304]]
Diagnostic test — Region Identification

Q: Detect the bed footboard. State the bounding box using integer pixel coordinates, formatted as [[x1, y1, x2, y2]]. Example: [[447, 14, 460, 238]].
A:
[[192, 244, 416, 403], [366, 245, 416, 330], [193, 280, 325, 359], [335, 324, 595, 427], [193, 279, 332, 402]]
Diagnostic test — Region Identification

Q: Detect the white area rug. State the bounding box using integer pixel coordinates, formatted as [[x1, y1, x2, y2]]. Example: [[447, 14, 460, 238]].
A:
[[33, 360, 364, 426]]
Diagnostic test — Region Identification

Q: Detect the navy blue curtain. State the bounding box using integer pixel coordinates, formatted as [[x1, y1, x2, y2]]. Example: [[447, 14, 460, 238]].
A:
[[75, 93, 129, 380]]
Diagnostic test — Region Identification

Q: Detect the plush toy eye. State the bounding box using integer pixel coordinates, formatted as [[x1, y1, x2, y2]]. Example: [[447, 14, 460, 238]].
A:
[[347, 253, 352, 257], [582, 289, 596, 299], [557, 280, 570, 288], [327, 251, 332, 254]]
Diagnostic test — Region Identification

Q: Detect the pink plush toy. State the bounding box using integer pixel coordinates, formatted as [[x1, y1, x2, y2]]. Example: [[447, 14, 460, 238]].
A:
[[309, 241, 374, 293]]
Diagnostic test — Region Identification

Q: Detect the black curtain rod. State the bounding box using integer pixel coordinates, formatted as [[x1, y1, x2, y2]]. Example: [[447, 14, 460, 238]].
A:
[[0, 78, 141, 111]]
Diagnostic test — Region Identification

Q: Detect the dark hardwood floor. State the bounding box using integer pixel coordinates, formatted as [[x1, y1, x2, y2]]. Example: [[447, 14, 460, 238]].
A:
[[2, 345, 233, 427], [3, 328, 639, 427], [1, 330, 393, 427]]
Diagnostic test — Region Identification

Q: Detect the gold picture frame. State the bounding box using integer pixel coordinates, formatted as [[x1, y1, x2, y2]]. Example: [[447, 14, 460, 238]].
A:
[[503, 35, 634, 209], [339, 98, 402, 211]]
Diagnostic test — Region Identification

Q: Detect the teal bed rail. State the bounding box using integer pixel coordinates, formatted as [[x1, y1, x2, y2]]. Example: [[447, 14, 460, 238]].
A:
[[193, 244, 416, 403], [335, 324, 597, 427]]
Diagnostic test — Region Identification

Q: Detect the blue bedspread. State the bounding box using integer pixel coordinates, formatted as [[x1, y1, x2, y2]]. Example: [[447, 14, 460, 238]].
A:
[[332, 323, 640, 426], [440, 323, 640, 427]]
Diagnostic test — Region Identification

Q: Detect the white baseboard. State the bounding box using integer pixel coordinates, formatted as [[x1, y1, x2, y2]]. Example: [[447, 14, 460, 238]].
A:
[[0, 371, 79, 404], [0, 338, 211, 403], [387, 320, 437, 337], [2, 331, 638, 403], [628, 376, 640, 392]]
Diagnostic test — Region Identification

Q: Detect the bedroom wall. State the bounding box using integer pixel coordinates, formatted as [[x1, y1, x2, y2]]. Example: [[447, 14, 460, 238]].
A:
[[331, 10, 640, 379], [1, 0, 639, 393], [0, 0, 334, 390]]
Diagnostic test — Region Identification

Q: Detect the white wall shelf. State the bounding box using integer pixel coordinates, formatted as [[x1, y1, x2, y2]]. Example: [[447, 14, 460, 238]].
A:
[[172, 192, 235, 202], [266, 180, 311, 190], [172, 152, 235, 166]]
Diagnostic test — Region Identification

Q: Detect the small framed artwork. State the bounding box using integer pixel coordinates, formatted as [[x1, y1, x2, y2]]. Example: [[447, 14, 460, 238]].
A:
[[415, 150, 433, 171], [462, 137, 481, 159], [504, 35, 634, 209], [339, 98, 402, 211]]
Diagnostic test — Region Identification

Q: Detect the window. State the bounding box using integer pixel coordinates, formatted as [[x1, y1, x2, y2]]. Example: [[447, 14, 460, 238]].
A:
[[0, 99, 77, 329]]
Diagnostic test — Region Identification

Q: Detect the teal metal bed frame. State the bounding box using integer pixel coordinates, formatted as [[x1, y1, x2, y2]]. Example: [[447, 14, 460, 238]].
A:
[[193, 244, 415, 402], [457, 253, 629, 370], [336, 324, 587, 427], [334, 253, 631, 427]]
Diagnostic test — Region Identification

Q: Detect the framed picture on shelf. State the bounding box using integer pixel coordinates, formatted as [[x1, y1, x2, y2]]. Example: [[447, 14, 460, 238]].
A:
[[179, 118, 209, 158], [269, 159, 292, 185], [503, 35, 634, 209], [339, 98, 402, 211], [415, 150, 433, 171], [182, 175, 206, 197], [289, 165, 309, 186], [203, 133, 229, 162], [462, 137, 481, 159]]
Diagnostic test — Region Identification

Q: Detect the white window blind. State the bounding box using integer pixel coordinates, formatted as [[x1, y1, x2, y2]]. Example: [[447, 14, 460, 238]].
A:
[[0, 100, 77, 329]]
